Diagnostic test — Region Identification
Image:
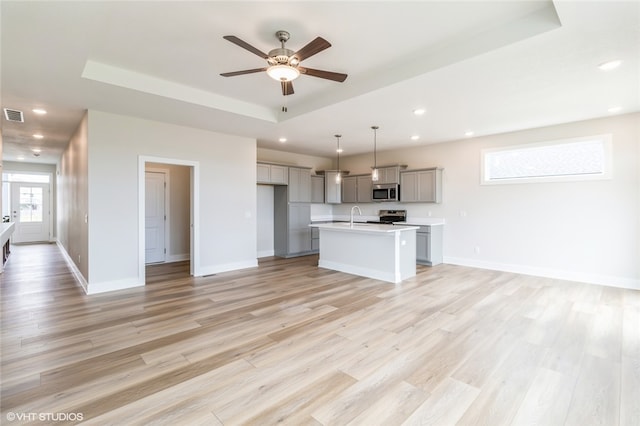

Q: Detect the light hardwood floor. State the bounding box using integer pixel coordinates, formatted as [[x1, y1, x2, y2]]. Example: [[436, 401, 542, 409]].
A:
[[1, 243, 638, 425]]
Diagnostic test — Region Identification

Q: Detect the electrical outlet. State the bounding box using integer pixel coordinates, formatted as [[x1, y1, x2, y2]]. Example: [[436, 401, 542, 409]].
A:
[[474, 246, 481, 254]]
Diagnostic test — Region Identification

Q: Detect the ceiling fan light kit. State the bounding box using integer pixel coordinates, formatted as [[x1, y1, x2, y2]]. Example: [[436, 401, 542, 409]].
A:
[[221, 30, 348, 97], [266, 64, 300, 82]]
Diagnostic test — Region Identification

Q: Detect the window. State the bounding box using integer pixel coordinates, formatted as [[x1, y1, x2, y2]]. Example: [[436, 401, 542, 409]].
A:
[[481, 134, 612, 184], [2, 172, 50, 183]]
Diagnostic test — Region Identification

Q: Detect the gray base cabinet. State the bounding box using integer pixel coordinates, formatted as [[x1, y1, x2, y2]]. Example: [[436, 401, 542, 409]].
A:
[[311, 227, 319, 253], [414, 225, 443, 266]]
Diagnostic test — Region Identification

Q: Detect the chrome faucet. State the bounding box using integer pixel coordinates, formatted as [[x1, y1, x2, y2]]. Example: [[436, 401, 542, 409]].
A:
[[350, 205, 362, 227]]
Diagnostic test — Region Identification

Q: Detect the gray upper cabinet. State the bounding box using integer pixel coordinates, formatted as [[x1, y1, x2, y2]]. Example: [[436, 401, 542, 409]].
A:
[[342, 174, 373, 203], [377, 166, 401, 184], [324, 171, 342, 204], [288, 167, 311, 202], [311, 175, 325, 203], [342, 176, 358, 203], [400, 168, 443, 203], [257, 163, 288, 185], [356, 175, 373, 203]]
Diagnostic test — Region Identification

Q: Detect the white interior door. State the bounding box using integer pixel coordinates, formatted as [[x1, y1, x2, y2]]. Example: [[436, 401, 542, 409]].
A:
[[10, 182, 50, 243], [145, 171, 166, 264]]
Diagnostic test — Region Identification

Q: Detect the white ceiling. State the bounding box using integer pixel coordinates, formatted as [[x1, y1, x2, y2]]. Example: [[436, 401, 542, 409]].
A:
[[1, 1, 638, 164]]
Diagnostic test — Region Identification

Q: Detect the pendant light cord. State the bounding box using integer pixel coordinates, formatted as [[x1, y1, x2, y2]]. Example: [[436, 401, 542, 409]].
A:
[[372, 125, 379, 168]]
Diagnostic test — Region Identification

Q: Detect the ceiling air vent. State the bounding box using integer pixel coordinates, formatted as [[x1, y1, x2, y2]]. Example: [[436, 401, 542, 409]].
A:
[[4, 108, 24, 122]]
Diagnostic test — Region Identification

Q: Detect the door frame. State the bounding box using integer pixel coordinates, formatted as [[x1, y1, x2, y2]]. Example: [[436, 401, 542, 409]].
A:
[[138, 156, 200, 283], [3, 171, 54, 243], [145, 167, 170, 264]]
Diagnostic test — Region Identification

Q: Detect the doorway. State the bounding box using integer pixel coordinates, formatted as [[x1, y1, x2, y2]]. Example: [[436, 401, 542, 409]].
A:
[[2, 173, 52, 244], [138, 156, 200, 284]]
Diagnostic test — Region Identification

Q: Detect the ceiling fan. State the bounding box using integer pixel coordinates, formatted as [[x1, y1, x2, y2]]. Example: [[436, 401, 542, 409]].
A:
[[220, 30, 348, 96]]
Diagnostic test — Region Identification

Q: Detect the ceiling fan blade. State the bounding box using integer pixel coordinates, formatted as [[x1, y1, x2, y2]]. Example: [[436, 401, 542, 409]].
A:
[[281, 80, 294, 96], [220, 68, 267, 77], [223, 35, 269, 59], [292, 37, 331, 61], [298, 67, 348, 82]]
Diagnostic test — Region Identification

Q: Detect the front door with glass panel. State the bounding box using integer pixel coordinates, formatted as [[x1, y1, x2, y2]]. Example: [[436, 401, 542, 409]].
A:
[[10, 182, 50, 243]]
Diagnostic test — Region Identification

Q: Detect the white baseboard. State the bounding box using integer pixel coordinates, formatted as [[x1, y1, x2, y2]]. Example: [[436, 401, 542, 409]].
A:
[[166, 253, 190, 263], [443, 256, 640, 291], [257, 249, 275, 258], [86, 277, 145, 295], [196, 259, 258, 277], [57, 241, 145, 294], [318, 259, 405, 284], [56, 241, 89, 294]]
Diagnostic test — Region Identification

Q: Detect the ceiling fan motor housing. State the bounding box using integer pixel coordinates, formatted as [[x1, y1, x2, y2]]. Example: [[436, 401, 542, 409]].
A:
[[267, 48, 296, 66]]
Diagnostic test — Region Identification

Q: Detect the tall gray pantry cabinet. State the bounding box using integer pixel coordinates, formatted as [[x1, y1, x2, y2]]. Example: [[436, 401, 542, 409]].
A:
[[274, 166, 313, 257]]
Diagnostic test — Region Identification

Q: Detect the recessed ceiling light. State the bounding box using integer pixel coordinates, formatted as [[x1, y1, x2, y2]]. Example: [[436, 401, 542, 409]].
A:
[[278, 137, 287, 143], [336, 148, 343, 153], [410, 135, 420, 141], [17, 156, 25, 161], [598, 60, 622, 71], [413, 108, 426, 116], [32, 148, 42, 153], [464, 131, 474, 137], [33, 134, 44, 139], [32, 108, 47, 115], [608, 106, 622, 113]]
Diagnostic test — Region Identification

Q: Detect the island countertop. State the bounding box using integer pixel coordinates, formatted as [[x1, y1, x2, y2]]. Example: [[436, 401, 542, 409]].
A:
[[310, 222, 419, 234]]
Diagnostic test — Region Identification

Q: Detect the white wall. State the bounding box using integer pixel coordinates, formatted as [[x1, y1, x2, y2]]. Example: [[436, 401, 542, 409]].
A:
[[86, 110, 257, 293], [58, 113, 89, 285], [336, 113, 640, 289]]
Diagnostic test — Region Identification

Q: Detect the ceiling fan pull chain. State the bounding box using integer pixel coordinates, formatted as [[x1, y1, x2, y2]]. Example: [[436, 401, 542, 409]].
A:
[[282, 95, 288, 112]]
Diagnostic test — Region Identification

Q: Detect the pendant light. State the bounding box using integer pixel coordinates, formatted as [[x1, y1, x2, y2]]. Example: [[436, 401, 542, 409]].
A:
[[335, 134, 342, 183], [371, 126, 379, 182]]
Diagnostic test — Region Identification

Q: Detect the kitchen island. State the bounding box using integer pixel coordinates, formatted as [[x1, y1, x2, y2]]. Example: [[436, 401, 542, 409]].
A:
[[310, 222, 419, 284]]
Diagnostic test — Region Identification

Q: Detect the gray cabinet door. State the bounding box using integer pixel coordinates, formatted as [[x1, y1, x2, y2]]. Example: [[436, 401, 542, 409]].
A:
[[289, 167, 311, 202], [379, 167, 399, 184], [270, 165, 288, 185], [257, 164, 271, 183], [257, 163, 288, 184], [325, 172, 342, 204], [288, 203, 311, 254], [400, 168, 442, 203], [342, 176, 357, 203], [416, 231, 430, 262], [356, 175, 372, 202], [417, 170, 436, 202], [400, 172, 418, 202], [311, 176, 325, 203]]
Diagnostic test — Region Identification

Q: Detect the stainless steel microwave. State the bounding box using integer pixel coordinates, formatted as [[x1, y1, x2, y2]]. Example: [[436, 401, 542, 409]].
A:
[[372, 183, 399, 202]]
